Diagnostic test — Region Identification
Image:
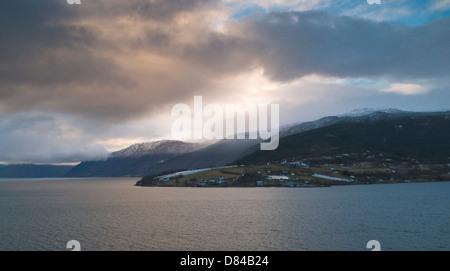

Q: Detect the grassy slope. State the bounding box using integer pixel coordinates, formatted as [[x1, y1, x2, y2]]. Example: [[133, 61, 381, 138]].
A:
[[237, 115, 450, 165]]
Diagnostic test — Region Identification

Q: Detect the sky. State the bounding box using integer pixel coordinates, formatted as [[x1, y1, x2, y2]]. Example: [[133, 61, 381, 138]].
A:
[[0, 0, 449, 164]]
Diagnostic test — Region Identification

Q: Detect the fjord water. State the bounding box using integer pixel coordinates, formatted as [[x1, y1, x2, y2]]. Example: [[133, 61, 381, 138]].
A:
[[0, 178, 448, 251]]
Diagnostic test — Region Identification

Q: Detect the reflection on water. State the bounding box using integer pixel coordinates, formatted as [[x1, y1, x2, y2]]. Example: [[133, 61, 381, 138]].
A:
[[0, 178, 448, 251]]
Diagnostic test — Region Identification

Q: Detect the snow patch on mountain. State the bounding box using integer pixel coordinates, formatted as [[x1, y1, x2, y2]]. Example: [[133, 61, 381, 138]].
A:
[[110, 140, 204, 158], [339, 108, 405, 117]]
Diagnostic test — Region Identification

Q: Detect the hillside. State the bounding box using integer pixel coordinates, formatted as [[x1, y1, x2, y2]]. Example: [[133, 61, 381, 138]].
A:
[[142, 110, 407, 176], [66, 110, 450, 178], [64, 140, 207, 177], [137, 111, 450, 187], [237, 112, 450, 165], [142, 139, 261, 176]]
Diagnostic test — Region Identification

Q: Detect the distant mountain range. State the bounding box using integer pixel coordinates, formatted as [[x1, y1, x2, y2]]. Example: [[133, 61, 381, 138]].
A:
[[64, 140, 207, 177], [67, 109, 449, 178], [2, 109, 449, 178], [0, 164, 73, 178]]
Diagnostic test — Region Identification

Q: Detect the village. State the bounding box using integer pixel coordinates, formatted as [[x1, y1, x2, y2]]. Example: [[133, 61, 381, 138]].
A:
[[137, 151, 450, 187]]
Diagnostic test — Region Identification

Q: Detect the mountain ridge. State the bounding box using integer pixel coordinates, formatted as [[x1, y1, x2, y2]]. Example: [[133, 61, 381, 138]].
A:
[[63, 109, 450, 178], [110, 140, 207, 158], [64, 140, 207, 177], [236, 111, 450, 165]]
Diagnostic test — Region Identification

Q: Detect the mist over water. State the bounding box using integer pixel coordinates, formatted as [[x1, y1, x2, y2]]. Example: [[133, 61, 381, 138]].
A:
[[0, 178, 448, 251]]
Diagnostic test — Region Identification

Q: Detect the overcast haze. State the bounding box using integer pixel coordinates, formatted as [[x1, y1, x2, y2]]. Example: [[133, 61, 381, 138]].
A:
[[0, 0, 449, 163]]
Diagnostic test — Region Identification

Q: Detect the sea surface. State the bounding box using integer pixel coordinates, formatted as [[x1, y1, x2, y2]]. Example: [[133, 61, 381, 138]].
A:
[[0, 178, 448, 251]]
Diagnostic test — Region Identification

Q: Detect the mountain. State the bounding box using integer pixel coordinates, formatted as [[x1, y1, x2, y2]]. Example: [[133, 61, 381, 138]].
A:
[[66, 109, 450, 178], [236, 111, 450, 165], [143, 110, 423, 176], [142, 139, 261, 176], [338, 108, 405, 117], [279, 116, 340, 138], [110, 140, 203, 158], [279, 108, 412, 138], [64, 140, 207, 177], [0, 164, 74, 178]]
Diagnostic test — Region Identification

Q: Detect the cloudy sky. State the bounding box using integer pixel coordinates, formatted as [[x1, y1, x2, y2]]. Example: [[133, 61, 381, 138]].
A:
[[0, 0, 449, 164]]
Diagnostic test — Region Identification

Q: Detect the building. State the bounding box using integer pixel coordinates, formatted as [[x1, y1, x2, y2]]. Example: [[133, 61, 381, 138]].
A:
[[266, 175, 290, 181]]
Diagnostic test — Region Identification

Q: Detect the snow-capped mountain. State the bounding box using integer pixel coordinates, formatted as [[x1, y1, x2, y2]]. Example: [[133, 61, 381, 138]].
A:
[[110, 140, 204, 158], [66, 109, 450, 178], [64, 140, 210, 177], [339, 108, 405, 117], [238, 109, 450, 165]]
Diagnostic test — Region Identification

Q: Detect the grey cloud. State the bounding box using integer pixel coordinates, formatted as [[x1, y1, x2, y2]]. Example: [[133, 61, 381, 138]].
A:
[[141, 10, 450, 83], [0, 112, 108, 163], [179, 33, 258, 76], [68, 0, 218, 22], [1, 4, 449, 123], [0, 0, 127, 107], [134, 0, 217, 21], [0, 0, 225, 123], [235, 11, 450, 82]]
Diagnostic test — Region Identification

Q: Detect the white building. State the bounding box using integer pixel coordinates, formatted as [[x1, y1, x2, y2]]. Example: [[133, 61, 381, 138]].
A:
[[267, 175, 290, 181]]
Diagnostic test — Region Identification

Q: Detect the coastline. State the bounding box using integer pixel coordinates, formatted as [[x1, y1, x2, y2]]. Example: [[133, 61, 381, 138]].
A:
[[135, 178, 448, 188], [135, 160, 449, 188]]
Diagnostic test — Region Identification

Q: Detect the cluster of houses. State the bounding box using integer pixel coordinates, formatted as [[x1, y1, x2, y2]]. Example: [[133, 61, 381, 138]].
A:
[[255, 166, 305, 187], [320, 151, 393, 162], [153, 153, 448, 187], [280, 160, 309, 168], [198, 176, 228, 186]]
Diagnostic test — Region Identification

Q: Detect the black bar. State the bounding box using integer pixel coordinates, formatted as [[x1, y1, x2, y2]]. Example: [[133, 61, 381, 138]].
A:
[[1, 251, 445, 270]]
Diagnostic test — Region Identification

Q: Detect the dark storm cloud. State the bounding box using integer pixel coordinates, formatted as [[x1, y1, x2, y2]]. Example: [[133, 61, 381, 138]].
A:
[[0, 0, 225, 122], [178, 33, 258, 76], [76, 0, 216, 21], [234, 11, 450, 82], [0, 0, 124, 93], [2, 2, 448, 122], [134, 0, 217, 21]]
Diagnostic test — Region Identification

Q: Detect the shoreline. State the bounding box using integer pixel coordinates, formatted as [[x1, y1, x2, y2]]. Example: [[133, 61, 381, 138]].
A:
[[135, 179, 448, 188]]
